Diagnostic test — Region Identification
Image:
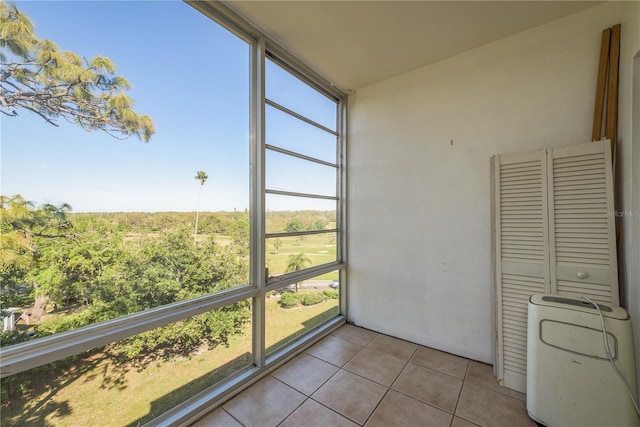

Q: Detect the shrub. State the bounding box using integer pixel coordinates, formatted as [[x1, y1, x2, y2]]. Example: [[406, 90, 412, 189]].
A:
[[323, 289, 339, 299], [279, 293, 299, 308], [302, 293, 325, 306]]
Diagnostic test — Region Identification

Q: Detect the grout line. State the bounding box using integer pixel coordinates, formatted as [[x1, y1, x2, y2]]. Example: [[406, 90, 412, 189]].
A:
[[361, 386, 392, 426], [450, 360, 471, 424], [264, 376, 309, 426], [309, 334, 368, 367], [270, 352, 340, 396], [222, 407, 245, 427], [308, 394, 367, 426], [462, 363, 527, 402], [274, 396, 309, 427], [454, 414, 484, 427], [307, 362, 342, 396], [359, 342, 419, 426]]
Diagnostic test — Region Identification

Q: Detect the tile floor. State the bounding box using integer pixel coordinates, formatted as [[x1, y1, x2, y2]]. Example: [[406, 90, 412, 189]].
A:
[[192, 324, 536, 427]]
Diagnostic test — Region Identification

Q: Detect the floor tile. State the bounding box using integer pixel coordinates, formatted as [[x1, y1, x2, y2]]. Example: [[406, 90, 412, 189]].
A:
[[280, 399, 359, 427], [452, 416, 481, 427], [456, 382, 536, 427], [191, 408, 242, 427], [344, 347, 407, 386], [331, 324, 378, 346], [222, 376, 305, 427], [465, 361, 525, 401], [192, 326, 535, 427], [392, 362, 463, 413], [305, 335, 363, 367], [365, 333, 418, 361], [271, 353, 339, 395], [312, 369, 387, 424], [410, 346, 469, 379], [365, 389, 452, 427]]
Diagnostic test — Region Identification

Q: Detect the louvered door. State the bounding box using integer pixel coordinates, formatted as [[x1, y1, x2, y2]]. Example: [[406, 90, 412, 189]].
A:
[[548, 141, 619, 304], [493, 139, 618, 393], [493, 148, 549, 393]]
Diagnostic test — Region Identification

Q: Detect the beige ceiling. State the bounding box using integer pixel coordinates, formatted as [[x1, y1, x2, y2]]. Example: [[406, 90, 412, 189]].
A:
[[224, 1, 600, 92]]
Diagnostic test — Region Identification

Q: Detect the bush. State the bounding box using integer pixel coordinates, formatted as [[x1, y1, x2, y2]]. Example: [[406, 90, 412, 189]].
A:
[[323, 289, 339, 299], [279, 293, 299, 308], [301, 293, 325, 306]]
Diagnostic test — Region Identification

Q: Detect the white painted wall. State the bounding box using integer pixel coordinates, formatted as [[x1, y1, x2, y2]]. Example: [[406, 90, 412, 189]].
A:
[[347, 1, 639, 371], [616, 1, 640, 389]]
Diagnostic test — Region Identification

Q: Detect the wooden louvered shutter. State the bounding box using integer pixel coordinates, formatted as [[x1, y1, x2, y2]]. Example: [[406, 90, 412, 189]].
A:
[[493, 148, 549, 393], [548, 140, 618, 304], [492, 140, 618, 393]]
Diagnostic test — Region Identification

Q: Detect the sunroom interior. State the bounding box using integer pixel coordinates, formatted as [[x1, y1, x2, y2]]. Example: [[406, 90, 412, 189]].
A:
[[2, 1, 639, 426], [202, 0, 639, 423], [190, 0, 639, 424]]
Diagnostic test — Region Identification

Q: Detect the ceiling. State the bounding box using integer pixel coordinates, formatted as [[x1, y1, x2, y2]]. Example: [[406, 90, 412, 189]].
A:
[[223, 1, 600, 92]]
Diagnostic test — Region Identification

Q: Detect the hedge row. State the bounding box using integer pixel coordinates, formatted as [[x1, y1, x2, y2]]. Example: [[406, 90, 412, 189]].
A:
[[278, 290, 339, 309]]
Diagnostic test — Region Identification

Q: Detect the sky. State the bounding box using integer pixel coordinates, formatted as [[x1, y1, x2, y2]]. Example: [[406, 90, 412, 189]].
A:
[[1, 1, 338, 213]]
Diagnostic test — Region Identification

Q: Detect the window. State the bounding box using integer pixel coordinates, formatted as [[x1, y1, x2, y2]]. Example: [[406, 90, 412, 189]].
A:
[[264, 59, 342, 280], [1, 1, 251, 339], [0, 2, 346, 425]]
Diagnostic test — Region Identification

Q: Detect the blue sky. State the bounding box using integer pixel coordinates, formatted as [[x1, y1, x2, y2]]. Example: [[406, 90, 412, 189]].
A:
[[1, 0, 339, 213], [2, 1, 252, 212]]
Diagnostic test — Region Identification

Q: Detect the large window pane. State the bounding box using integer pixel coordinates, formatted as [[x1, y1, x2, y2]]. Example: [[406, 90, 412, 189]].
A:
[[0, 302, 252, 426], [266, 234, 338, 277], [266, 196, 336, 233], [264, 56, 340, 280], [266, 150, 337, 197], [266, 271, 340, 355], [266, 105, 337, 163], [265, 59, 337, 130], [0, 2, 250, 343]]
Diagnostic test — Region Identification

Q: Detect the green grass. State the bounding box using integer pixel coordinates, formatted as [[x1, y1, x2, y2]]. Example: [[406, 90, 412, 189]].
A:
[[210, 233, 339, 280], [1, 293, 339, 427], [266, 234, 337, 276]]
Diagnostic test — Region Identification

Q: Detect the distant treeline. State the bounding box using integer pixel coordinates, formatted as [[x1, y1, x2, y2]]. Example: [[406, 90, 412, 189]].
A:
[[69, 210, 336, 235]]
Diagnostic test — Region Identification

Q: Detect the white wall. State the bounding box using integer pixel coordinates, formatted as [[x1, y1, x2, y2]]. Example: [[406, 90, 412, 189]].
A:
[[347, 1, 639, 369], [617, 0, 640, 389]]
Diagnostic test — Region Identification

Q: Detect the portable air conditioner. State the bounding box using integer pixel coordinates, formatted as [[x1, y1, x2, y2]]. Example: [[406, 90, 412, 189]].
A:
[[526, 294, 639, 427]]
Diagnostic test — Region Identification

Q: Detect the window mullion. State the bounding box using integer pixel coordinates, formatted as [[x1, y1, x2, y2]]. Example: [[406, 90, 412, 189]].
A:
[[338, 98, 348, 317], [250, 37, 267, 370]]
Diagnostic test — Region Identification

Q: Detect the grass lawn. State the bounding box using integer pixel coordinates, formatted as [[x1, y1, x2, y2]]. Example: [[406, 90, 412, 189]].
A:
[[266, 234, 338, 279], [212, 233, 339, 280], [1, 293, 339, 427]]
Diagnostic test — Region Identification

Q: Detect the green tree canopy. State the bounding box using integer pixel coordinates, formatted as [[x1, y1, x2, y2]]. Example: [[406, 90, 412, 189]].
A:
[[0, 1, 154, 141], [194, 170, 208, 186], [285, 218, 304, 233], [285, 253, 311, 274], [285, 252, 311, 292], [0, 194, 73, 269]]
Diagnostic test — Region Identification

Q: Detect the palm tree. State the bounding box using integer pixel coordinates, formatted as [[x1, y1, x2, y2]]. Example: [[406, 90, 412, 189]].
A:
[[285, 252, 311, 292], [194, 171, 208, 245]]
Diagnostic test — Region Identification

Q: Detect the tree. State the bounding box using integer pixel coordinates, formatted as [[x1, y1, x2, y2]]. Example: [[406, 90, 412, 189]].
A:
[[312, 219, 327, 231], [285, 218, 304, 233], [0, 1, 154, 141], [193, 171, 208, 245], [273, 238, 282, 254], [285, 252, 311, 292], [0, 194, 75, 322], [1, 195, 73, 268]]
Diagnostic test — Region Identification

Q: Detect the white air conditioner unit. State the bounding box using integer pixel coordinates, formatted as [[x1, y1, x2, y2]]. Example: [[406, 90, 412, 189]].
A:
[[527, 294, 639, 427]]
